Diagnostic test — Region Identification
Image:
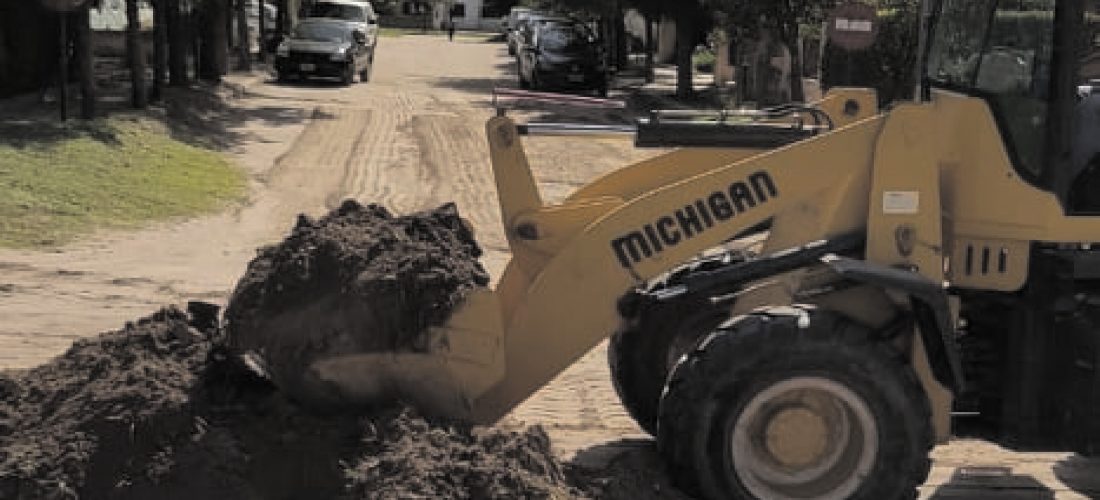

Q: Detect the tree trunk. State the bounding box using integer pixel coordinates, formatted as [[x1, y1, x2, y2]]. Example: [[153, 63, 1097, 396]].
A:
[[675, 14, 695, 98], [3, 3, 66, 97], [643, 11, 655, 83], [74, 6, 95, 119], [58, 14, 69, 120], [191, 8, 202, 79], [257, 0, 266, 61], [614, 0, 627, 70], [225, 0, 235, 52], [152, 0, 168, 100], [126, 0, 148, 108], [275, 0, 287, 36], [236, 0, 250, 70], [782, 23, 804, 102], [199, 0, 229, 81], [167, 0, 188, 85]]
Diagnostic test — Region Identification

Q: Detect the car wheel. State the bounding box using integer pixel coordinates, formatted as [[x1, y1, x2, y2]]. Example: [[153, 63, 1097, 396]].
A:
[[342, 61, 355, 86], [359, 55, 372, 83], [596, 78, 610, 98]]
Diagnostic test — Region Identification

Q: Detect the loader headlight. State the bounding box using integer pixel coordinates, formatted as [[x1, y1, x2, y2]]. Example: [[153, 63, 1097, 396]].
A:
[[330, 50, 348, 62]]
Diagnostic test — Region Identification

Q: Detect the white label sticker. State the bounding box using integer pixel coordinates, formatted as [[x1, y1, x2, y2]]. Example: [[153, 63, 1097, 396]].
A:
[[883, 191, 919, 215]]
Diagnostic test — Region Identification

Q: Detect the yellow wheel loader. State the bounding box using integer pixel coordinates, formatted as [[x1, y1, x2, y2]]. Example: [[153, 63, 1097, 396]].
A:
[[239, 1, 1100, 498]]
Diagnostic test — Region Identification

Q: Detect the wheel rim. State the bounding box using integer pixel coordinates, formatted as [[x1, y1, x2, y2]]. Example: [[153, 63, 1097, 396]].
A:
[[730, 377, 878, 500]]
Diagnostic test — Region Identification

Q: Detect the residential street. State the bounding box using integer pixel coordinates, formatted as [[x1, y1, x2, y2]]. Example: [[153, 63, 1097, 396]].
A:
[[1, 34, 1098, 499]]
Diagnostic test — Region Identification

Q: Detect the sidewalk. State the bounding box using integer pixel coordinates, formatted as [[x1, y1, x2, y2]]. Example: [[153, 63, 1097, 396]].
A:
[[615, 63, 824, 114], [614, 63, 728, 113]]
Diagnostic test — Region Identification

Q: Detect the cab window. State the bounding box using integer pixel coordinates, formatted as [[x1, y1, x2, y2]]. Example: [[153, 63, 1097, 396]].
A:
[[1065, 4, 1100, 211], [927, 0, 1056, 179]]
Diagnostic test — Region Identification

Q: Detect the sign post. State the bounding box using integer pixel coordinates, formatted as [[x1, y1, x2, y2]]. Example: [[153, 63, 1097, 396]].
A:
[[826, 2, 879, 87], [827, 2, 879, 52]]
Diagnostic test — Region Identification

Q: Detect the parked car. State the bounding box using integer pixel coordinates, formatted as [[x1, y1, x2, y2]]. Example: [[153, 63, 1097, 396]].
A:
[[304, 0, 379, 49], [502, 6, 531, 36], [275, 18, 374, 85], [517, 21, 608, 97], [509, 14, 571, 58], [507, 11, 556, 56]]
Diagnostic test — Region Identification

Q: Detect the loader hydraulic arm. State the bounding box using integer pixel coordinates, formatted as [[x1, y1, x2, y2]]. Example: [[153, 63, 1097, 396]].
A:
[[307, 89, 889, 424], [466, 90, 886, 422]]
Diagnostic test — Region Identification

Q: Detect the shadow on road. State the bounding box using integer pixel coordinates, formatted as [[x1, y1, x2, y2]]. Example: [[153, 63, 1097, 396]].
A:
[[432, 76, 509, 94], [0, 80, 315, 154], [0, 119, 122, 149], [1054, 455, 1100, 498], [163, 85, 314, 150], [567, 438, 692, 500], [264, 78, 352, 89], [929, 466, 1054, 499]]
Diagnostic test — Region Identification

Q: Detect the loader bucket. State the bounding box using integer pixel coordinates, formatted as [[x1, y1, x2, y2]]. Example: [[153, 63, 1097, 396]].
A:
[[222, 201, 505, 421], [232, 289, 506, 421]]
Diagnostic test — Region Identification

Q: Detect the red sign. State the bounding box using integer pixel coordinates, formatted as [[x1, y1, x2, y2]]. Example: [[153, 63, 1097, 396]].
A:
[[827, 2, 879, 51]]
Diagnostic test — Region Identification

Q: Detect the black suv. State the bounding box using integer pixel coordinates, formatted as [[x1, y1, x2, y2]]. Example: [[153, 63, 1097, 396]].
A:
[[275, 19, 374, 85], [517, 21, 608, 97]]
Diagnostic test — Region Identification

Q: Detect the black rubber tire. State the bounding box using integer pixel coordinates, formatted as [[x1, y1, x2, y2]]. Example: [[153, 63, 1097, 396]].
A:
[[609, 296, 728, 436], [657, 306, 933, 500], [341, 62, 355, 85], [608, 249, 751, 436], [595, 78, 609, 98], [360, 50, 374, 83], [518, 72, 530, 89]]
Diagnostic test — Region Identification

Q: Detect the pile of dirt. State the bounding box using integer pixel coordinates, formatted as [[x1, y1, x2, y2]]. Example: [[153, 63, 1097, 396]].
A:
[[344, 409, 582, 499], [0, 305, 219, 499], [225, 200, 489, 408], [0, 305, 590, 499], [568, 445, 692, 500], [0, 201, 689, 499], [0, 202, 600, 499]]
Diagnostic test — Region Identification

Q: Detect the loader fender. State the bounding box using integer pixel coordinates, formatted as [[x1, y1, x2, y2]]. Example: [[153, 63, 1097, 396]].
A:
[[821, 255, 966, 393]]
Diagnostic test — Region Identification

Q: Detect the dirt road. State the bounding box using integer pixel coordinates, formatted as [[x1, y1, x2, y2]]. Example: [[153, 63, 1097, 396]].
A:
[[1, 35, 1098, 499]]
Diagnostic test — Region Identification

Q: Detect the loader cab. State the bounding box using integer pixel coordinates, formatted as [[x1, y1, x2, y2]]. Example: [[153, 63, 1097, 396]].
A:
[[925, 0, 1100, 212]]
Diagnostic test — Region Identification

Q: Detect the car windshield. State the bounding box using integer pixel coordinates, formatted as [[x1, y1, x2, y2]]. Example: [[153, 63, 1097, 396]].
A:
[[539, 24, 591, 52], [308, 3, 366, 22], [294, 23, 350, 43]]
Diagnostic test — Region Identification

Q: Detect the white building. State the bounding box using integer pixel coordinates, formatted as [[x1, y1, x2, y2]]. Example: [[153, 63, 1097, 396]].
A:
[[398, 0, 497, 30]]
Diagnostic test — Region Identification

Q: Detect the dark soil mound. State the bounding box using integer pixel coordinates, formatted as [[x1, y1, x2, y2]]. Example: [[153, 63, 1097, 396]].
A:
[[344, 410, 581, 499], [568, 444, 691, 500], [0, 304, 587, 500], [0, 305, 219, 499], [0, 203, 605, 500], [227, 199, 488, 353], [224, 201, 490, 408]]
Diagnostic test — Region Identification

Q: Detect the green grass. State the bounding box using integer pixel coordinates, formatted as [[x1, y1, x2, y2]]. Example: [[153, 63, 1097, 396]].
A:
[[378, 27, 498, 42], [693, 50, 716, 73], [0, 116, 246, 248], [379, 27, 431, 37]]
